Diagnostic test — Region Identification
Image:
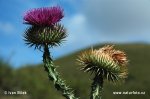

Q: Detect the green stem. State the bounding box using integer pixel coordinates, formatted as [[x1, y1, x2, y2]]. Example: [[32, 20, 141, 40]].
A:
[[90, 75, 103, 99], [43, 44, 78, 99]]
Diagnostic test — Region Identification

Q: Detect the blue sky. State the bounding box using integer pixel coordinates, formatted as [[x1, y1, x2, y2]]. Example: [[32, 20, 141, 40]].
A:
[[0, 0, 150, 67]]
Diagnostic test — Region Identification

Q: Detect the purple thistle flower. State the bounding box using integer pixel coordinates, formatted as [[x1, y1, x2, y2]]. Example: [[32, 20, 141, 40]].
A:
[[23, 6, 64, 26]]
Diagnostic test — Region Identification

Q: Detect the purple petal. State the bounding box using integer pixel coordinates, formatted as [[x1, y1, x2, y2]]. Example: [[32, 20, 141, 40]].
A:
[[23, 6, 64, 26]]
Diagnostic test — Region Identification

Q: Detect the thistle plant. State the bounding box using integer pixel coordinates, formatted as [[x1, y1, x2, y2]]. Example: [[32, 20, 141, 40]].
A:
[[22, 4, 129, 99], [77, 45, 128, 99], [23, 6, 78, 99]]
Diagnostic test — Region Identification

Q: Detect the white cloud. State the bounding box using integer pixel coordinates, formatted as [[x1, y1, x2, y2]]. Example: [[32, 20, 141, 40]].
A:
[[83, 0, 150, 34], [0, 22, 15, 34], [65, 14, 87, 42], [61, 0, 150, 46], [63, 14, 101, 46]]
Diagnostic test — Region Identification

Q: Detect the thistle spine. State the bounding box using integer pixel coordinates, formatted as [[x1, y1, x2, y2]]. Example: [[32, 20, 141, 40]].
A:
[[43, 44, 78, 99], [90, 75, 103, 99]]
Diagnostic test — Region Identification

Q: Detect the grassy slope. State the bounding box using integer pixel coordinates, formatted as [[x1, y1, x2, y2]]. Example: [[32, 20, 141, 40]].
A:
[[1, 44, 150, 99]]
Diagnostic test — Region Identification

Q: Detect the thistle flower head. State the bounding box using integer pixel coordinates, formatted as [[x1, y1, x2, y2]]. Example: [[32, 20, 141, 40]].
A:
[[23, 6, 64, 26], [77, 45, 128, 82], [24, 23, 67, 49]]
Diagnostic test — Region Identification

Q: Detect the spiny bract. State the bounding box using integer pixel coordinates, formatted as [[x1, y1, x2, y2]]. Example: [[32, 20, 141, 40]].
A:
[[77, 45, 128, 82], [24, 23, 67, 49]]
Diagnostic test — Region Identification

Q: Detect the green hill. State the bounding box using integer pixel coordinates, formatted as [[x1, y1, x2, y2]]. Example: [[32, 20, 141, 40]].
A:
[[0, 44, 150, 99]]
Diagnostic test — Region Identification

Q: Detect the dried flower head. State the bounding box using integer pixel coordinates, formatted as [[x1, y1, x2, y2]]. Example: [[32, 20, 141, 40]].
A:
[[77, 45, 128, 82], [23, 6, 64, 26], [100, 45, 128, 66], [24, 23, 67, 49]]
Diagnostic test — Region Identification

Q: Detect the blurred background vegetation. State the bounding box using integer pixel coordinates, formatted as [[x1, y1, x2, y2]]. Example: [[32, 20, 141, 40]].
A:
[[0, 43, 150, 99]]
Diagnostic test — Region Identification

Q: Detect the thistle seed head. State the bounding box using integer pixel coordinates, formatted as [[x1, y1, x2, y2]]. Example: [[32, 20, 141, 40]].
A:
[[77, 45, 128, 82]]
